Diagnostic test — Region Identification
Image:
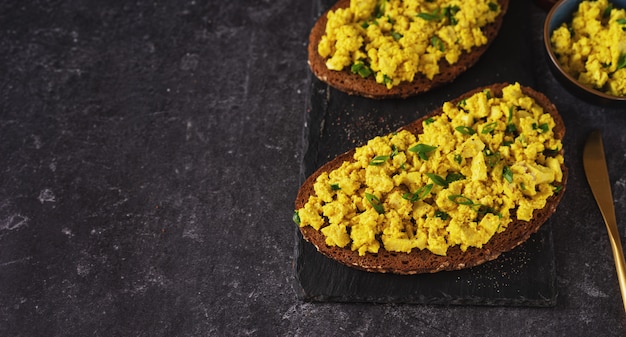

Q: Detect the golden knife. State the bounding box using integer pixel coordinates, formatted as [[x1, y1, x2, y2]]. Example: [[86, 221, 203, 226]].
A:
[[583, 130, 626, 312]]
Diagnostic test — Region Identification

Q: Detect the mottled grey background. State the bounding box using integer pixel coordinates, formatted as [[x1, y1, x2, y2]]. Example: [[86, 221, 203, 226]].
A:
[[0, 1, 625, 336]]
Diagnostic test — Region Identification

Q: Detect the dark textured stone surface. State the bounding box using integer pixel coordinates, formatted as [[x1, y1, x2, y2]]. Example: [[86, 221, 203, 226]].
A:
[[0, 0, 625, 336]]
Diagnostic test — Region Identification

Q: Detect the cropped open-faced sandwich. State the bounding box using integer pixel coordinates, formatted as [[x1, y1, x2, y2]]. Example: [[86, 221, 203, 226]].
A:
[[308, 0, 510, 98]]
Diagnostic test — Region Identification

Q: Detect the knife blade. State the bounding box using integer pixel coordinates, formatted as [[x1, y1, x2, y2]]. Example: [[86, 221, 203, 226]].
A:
[[583, 130, 626, 312]]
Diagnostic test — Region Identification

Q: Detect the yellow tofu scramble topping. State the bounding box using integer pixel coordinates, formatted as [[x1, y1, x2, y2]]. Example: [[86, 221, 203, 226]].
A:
[[550, 0, 626, 96], [318, 0, 502, 88], [295, 83, 564, 256]]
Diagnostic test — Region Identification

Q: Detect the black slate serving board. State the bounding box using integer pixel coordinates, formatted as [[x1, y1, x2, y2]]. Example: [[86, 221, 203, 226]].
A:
[[296, 0, 558, 306]]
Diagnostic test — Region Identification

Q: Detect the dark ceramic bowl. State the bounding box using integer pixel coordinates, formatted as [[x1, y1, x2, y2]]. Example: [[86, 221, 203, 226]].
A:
[[544, 0, 626, 107]]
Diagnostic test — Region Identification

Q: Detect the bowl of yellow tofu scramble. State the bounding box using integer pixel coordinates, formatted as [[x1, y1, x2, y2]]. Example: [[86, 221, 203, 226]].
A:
[[544, 0, 626, 106]]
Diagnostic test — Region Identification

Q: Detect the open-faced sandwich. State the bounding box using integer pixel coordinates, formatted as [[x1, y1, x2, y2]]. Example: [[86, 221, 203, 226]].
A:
[[308, 0, 510, 99], [294, 83, 567, 274]]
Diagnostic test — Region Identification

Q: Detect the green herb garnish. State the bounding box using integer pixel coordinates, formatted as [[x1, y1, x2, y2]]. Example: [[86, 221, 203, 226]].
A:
[[369, 155, 389, 166], [417, 8, 442, 21], [409, 143, 437, 160], [476, 205, 502, 218], [435, 210, 449, 220], [402, 184, 433, 202], [330, 183, 341, 191], [532, 122, 549, 133], [417, 6, 459, 25], [351, 62, 372, 78], [448, 194, 474, 205], [506, 123, 517, 134], [365, 193, 385, 214], [502, 166, 513, 183], [618, 54, 626, 70], [374, 2, 385, 19], [506, 107, 517, 134], [444, 5, 460, 25], [390, 144, 398, 158], [455, 125, 475, 135], [391, 31, 403, 41], [448, 194, 501, 217], [604, 4, 613, 18], [292, 210, 301, 225], [482, 122, 497, 134], [506, 106, 520, 135], [431, 36, 445, 51], [445, 172, 465, 184], [426, 173, 448, 187], [424, 172, 465, 188], [483, 148, 501, 167]]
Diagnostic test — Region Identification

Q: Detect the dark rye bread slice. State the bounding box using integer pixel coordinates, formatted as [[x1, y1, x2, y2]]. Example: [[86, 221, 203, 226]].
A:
[[308, 0, 510, 99], [295, 83, 568, 274]]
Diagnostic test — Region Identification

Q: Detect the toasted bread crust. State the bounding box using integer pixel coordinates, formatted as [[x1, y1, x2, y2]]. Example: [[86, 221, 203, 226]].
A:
[[308, 0, 510, 99], [295, 83, 567, 274]]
